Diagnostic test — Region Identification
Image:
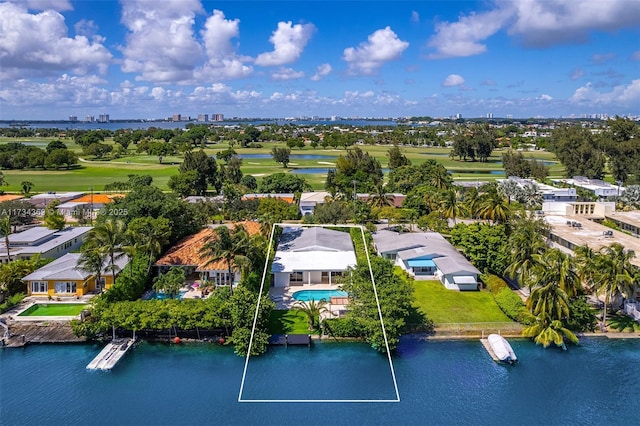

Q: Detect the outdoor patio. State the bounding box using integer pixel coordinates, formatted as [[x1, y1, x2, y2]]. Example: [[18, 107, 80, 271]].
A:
[[269, 283, 349, 318]]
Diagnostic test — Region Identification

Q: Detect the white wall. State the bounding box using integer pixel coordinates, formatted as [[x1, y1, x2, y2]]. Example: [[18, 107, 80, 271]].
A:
[[274, 272, 289, 288]]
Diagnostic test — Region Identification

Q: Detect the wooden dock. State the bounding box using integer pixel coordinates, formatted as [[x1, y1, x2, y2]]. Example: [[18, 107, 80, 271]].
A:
[[268, 334, 311, 347], [480, 338, 500, 362], [86, 338, 135, 370]]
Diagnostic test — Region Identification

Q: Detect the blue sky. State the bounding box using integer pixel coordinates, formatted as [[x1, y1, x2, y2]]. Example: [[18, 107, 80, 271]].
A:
[[1, 0, 639, 120]]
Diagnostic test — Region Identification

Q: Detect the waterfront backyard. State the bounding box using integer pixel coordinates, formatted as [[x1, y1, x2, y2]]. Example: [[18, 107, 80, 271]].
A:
[[411, 280, 520, 335]]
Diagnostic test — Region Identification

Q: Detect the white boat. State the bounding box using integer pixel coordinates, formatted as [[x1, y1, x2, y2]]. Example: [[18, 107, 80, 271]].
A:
[[487, 334, 517, 364]]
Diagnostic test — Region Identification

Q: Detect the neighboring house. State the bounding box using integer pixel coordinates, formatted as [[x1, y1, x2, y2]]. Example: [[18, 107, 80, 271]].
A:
[[26, 192, 85, 208], [271, 227, 357, 287], [552, 176, 624, 199], [23, 252, 129, 297], [242, 193, 296, 204], [154, 221, 261, 287], [0, 226, 92, 263], [299, 191, 331, 215], [56, 193, 124, 219], [372, 230, 480, 291]]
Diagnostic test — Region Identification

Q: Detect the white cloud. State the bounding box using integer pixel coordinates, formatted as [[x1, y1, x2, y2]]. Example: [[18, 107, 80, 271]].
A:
[[0, 3, 112, 81], [342, 27, 409, 75], [411, 11, 420, 23], [592, 53, 616, 64], [427, 9, 510, 58], [23, 0, 73, 11], [120, 0, 204, 83], [539, 94, 553, 101], [428, 0, 640, 58], [442, 74, 465, 87], [505, 0, 640, 48], [196, 9, 252, 81], [570, 80, 640, 106], [310, 63, 332, 81], [570, 67, 585, 80], [271, 68, 305, 81], [255, 21, 315, 66]]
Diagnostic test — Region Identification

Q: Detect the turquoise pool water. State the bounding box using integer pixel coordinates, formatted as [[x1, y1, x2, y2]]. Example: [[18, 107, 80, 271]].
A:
[[292, 289, 347, 301], [147, 290, 187, 300]]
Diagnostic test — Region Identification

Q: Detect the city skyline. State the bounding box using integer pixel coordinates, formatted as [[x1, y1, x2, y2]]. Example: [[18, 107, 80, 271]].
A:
[[0, 0, 639, 120]]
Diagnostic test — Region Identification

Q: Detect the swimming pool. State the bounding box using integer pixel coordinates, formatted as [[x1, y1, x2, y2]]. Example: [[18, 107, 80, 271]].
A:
[[147, 290, 187, 300], [292, 290, 347, 302]]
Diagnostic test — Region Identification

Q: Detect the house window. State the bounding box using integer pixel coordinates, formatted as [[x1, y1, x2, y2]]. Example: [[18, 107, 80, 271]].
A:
[[290, 272, 303, 283], [414, 266, 435, 275], [386, 253, 397, 261], [31, 281, 48, 293], [54, 282, 76, 293]]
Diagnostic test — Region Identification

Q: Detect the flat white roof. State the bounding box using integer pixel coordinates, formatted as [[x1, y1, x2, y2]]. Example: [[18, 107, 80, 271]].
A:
[[272, 251, 357, 273]]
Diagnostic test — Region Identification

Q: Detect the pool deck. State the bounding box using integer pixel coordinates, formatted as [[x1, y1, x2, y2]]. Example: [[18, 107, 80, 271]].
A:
[[269, 284, 348, 319]]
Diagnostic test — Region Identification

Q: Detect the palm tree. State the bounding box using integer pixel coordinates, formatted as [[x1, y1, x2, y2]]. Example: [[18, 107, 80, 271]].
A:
[[440, 188, 464, 226], [504, 217, 548, 287], [478, 190, 511, 223], [0, 216, 11, 262], [368, 184, 394, 208], [77, 242, 107, 293], [593, 243, 636, 331], [522, 312, 579, 349], [462, 187, 482, 219], [293, 299, 329, 330], [575, 244, 598, 293], [199, 225, 252, 295], [84, 219, 126, 283], [429, 166, 452, 190]]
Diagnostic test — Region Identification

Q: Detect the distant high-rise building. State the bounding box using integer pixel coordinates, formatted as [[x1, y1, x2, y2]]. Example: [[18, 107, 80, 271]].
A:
[[486, 113, 493, 119], [172, 114, 182, 122], [197, 114, 209, 122], [455, 113, 462, 119], [98, 114, 110, 123], [85, 115, 94, 122], [68, 115, 78, 122], [211, 113, 224, 122]]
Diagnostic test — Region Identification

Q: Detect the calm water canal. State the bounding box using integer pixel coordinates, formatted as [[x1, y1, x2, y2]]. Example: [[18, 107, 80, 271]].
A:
[[1, 336, 638, 425]]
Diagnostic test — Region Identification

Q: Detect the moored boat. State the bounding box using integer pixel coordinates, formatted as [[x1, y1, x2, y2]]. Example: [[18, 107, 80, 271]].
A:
[[487, 334, 517, 364]]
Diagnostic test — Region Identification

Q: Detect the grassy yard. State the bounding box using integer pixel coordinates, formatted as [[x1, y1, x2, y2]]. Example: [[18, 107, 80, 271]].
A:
[[267, 309, 315, 334], [18, 303, 86, 317], [412, 280, 513, 324]]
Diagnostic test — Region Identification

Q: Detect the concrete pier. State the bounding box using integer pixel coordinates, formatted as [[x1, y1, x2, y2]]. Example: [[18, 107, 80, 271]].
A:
[[480, 338, 499, 362], [86, 338, 135, 370]]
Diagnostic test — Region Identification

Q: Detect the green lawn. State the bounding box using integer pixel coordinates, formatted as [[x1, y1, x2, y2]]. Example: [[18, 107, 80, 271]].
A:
[[412, 280, 513, 324], [18, 303, 86, 317], [0, 137, 566, 192], [267, 309, 314, 334]]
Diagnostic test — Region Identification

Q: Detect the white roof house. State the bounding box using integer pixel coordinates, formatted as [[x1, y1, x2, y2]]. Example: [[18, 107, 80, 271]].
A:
[[26, 192, 85, 208], [298, 191, 331, 215], [271, 227, 357, 287], [23, 252, 130, 282], [372, 230, 480, 291], [0, 226, 92, 263]]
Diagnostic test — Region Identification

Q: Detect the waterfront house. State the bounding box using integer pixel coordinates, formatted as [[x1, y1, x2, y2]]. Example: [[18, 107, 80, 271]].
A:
[[0, 226, 92, 264], [271, 227, 357, 287], [154, 221, 261, 287], [372, 230, 480, 290], [23, 252, 130, 297]]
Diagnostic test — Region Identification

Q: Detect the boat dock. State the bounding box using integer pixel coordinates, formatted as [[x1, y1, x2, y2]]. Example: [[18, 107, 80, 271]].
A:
[[86, 338, 135, 370], [268, 334, 311, 347], [480, 338, 500, 362]]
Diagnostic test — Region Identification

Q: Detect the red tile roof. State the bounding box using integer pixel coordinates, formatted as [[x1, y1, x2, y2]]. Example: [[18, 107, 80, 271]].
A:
[[154, 221, 261, 271]]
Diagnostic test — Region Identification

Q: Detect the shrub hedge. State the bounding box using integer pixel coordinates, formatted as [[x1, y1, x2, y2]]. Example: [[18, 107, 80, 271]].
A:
[[494, 288, 527, 322]]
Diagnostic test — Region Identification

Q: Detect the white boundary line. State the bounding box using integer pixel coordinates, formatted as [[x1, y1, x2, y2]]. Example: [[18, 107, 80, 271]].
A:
[[238, 223, 400, 403]]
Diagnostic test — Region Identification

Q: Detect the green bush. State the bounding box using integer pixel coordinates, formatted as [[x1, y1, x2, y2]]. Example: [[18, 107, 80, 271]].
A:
[[0, 293, 26, 313], [481, 273, 508, 294], [323, 318, 364, 338], [493, 288, 526, 322]]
